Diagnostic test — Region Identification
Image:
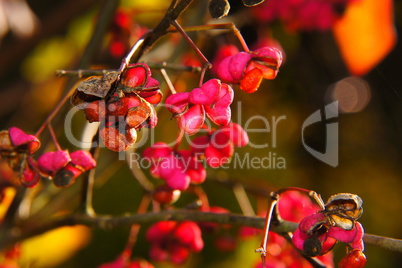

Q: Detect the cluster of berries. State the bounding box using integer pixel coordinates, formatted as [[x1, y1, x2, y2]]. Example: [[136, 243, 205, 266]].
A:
[[146, 220, 204, 264], [212, 45, 283, 93], [292, 193, 366, 267], [0, 127, 96, 188], [143, 122, 248, 192], [75, 63, 161, 152]]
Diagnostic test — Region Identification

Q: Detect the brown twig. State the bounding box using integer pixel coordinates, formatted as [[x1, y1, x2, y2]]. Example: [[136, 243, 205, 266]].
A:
[[55, 63, 202, 78], [131, 0, 194, 63], [1, 210, 400, 254]]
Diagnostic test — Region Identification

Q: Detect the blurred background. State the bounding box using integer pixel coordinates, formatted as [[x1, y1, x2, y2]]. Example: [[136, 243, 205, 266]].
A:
[[0, 0, 401, 267]]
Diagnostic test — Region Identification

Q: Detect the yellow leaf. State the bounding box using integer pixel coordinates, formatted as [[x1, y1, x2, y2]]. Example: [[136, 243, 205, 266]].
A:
[[20, 225, 91, 267], [333, 0, 397, 76]]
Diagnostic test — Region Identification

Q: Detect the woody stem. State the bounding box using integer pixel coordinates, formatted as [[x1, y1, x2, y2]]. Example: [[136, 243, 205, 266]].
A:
[[191, 186, 209, 209], [35, 87, 75, 137], [160, 68, 176, 94], [275, 187, 326, 210], [255, 193, 279, 268], [167, 23, 249, 52], [123, 194, 151, 255], [47, 124, 62, 151], [233, 183, 255, 216], [171, 20, 211, 68]]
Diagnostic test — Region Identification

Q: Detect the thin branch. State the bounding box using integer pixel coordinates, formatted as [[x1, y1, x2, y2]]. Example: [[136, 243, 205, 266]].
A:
[[0, 211, 291, 250], [78, 0, 119, 69], [55, 63, 201, 78], [256, 196, 278, 267], [55, 69, 113, 78], [1, 211, 399, 254], [119, 35, 148, 72], [125, 150, 154, 193], [34, 86, 76, 137], [160, 68, 177, 94], [233, 183, 255, 217], [363, 234, 402, 253], [171, 20, 211, 67], [47, 124, 62, 151], [131, 0, 194, 63], [123, 194, 151, 255], [166, 23, 249, 52]]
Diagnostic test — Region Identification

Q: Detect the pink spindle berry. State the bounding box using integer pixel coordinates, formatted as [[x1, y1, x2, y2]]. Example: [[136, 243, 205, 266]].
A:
[[8, 127, 40, 154], [21, 158, 40, 187], [215, 46, 282, 93], [190, 123, 248, 168], [0, 128, 41, 187], [211, 44, 240, 75], [38, 150, 71, 177], [165, 79, 234, 135], [292, 211, 365, 257], [143, 143, 206, 190], [37, 150, 96, 187], [277, 190, 320, 222]]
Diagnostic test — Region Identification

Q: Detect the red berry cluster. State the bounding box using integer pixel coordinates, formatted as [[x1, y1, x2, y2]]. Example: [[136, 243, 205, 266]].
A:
[[143, 142, 206, 190], [146, 221, 204, 264], [191, 122, 249, 167], [142, 122, 248, 200], [165, 78, 234, 135], [0, 127, 97, 188], [0, 127, 96, 187], [0, 127, 40, 187], [212, 45, 283, 93], [292, 193, 366, 267], [37, 150, 96, 187], [80, 63, 161, 152]]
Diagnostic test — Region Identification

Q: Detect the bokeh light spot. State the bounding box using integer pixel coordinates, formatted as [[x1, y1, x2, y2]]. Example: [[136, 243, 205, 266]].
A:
[[327, 77, 371, 113]]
